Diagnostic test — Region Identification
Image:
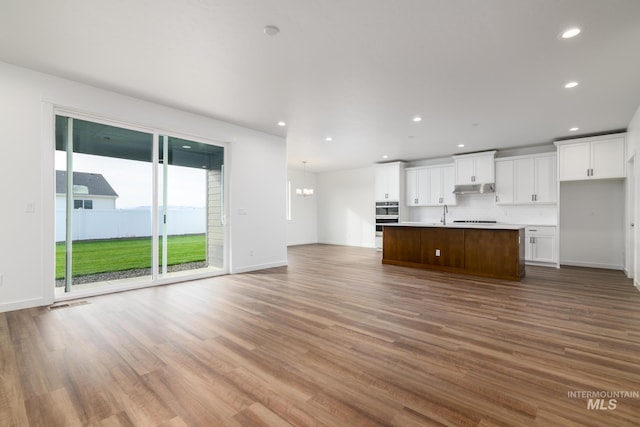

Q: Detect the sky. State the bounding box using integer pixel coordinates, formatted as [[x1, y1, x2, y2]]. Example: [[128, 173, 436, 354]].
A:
[[55, 151, 207, 208]]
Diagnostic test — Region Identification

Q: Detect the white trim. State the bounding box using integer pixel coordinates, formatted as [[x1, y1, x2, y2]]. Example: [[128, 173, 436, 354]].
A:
[[0, 298, 53, 314], [54, 107, 156, 135], [559, 260, 625, 270], [230, 260, 288, 274], [54, 269, 227, 302], [41, 102, 57, 308]]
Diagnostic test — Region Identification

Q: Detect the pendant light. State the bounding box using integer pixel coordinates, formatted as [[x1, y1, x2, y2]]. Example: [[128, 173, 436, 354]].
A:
[[296, 161, 314, 197]]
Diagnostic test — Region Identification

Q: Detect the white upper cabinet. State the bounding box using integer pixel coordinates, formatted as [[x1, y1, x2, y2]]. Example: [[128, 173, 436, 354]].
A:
[[495, 153, 557, 205], [440, 165, 457, 205], [406, 168, 429, 206], [405, 164, 456, 206], [531, 155, 557, 203], [375, 162, 404, 201], [590, 138, 626, 179], [495, 160, 514, 204], [556, 134, 626, 181], [429, 165, 456, 205], [453, 151, 496, 185]]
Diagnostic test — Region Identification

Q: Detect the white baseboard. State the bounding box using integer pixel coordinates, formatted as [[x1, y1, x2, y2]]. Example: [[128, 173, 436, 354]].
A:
[[559, 259, 625, 270], [287, 240, 319, 246], [0, 296, 53, 314], [525, 261, 557, 268], [231, 260, 288, 274]]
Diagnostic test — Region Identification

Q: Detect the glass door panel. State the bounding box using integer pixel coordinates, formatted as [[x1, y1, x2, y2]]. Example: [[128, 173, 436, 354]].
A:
[[158, 135, 225, 278], [55, 115, 154, 293]]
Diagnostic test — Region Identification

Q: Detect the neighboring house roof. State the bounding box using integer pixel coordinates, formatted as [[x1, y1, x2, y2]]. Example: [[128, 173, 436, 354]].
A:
[[56, 170, 119, 197]]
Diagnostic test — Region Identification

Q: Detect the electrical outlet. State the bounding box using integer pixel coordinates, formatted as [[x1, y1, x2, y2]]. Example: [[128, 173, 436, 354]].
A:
[[435, 249, 441, 257]]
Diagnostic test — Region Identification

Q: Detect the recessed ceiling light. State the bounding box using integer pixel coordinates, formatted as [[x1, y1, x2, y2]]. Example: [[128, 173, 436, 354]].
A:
[[569, 127, 579, 132], [182, 145, 191, 149], [382, 155, 389, 159], [277, 121, 286, 126], [264, 25, 280, 36], [561, 27, 581, 39], [412, 116, 422, 122], [458, 144, 465, 148], [565, 81, 579, 89], [325, 137, 333, 142]]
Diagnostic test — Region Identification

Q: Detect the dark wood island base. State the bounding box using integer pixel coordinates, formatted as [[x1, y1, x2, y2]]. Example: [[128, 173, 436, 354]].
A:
[[382, 224, 525, 281]]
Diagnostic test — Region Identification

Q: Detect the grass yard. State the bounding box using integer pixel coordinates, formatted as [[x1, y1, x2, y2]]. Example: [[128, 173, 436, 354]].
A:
[[56, 234, 206, 279]]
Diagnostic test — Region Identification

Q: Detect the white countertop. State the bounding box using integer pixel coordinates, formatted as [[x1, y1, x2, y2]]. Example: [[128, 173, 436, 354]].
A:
[[387, 222, 526, 230]]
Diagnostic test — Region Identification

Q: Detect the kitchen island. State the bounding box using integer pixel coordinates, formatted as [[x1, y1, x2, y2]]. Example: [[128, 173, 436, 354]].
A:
[[382, 222, 525, 281]]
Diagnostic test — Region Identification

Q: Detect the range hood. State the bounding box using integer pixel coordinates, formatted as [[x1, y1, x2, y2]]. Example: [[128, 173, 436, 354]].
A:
[[453, 183, 495, 195]]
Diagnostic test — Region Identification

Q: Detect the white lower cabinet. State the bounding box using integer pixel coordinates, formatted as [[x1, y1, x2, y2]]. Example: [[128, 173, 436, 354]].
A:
[[525, 226, 556, 264]]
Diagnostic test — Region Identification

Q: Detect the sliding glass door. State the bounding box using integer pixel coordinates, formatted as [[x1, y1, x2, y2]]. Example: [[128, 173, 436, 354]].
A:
[[55, 113, 226, 295], [158, 135, 225, 279]]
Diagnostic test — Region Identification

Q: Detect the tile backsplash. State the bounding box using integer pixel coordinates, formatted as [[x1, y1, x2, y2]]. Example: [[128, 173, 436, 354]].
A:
[[405, 192, 557, 225]]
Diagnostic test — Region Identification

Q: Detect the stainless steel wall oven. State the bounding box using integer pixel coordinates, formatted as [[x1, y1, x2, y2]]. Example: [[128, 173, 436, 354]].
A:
[[375, 201, 399, 249]]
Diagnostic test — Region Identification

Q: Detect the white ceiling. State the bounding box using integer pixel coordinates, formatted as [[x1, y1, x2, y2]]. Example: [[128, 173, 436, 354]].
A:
[[2, 0, 640, 172]]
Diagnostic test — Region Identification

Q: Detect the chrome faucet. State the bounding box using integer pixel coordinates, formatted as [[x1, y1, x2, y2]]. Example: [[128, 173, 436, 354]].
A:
[[441, 204, 448, 225]]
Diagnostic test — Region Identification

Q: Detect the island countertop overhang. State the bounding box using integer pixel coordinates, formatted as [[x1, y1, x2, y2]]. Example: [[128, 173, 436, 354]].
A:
[[384, 222, 525, 231]]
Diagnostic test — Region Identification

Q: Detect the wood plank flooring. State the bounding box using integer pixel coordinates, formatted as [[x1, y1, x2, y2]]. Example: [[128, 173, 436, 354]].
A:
[[2, 244, 640, 426]]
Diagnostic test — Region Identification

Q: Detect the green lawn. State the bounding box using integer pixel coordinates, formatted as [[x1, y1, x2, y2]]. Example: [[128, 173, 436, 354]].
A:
[[56, 234, 206, 279]]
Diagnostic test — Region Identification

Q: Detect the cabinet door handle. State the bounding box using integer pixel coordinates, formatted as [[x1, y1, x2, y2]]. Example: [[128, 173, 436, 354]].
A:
[[591, 168, 594, 176], [587, 169, 590, 177], [531, 194, 534, 201], [496, 195, 499, 202], [439, 197, 443, 204]]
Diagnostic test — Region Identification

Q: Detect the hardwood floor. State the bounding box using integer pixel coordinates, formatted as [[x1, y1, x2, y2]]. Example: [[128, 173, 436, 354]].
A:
[[2, 244, 640, 426]]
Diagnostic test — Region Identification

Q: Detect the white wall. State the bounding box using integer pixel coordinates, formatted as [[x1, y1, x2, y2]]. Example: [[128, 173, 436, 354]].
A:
[[317, 167, 376, 248], [0, 61, 287, 312], [287, 168, 318, 246], [559, 180, 625, 270], [627, 104, 640, 288]]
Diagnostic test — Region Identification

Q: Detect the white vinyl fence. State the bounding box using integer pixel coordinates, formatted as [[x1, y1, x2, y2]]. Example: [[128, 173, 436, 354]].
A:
[[56, 208, 206, 242]]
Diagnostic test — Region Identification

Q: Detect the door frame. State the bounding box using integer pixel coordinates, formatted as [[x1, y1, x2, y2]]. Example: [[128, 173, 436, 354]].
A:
[[50, 107, 229, 301]]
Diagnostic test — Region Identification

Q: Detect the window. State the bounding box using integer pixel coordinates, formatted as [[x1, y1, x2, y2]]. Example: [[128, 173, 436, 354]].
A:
[[73, 199, 93, 209]]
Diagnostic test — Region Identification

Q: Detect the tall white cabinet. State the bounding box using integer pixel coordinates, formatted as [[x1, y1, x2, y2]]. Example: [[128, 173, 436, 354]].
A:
[[555, 133, 627, 272], [375, 162, 404, 201]]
